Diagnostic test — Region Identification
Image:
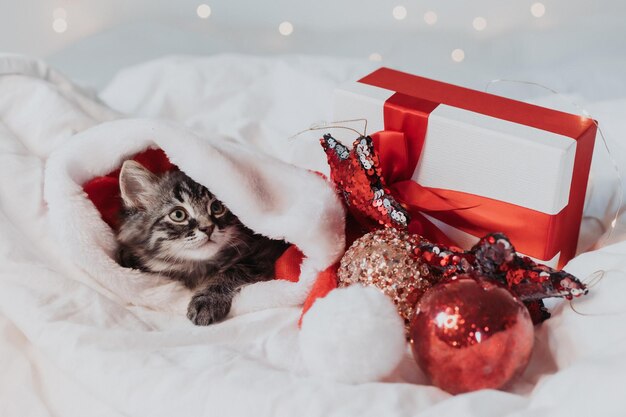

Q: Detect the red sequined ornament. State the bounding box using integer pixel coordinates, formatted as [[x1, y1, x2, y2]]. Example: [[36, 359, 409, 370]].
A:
[[409, 275, 534, 394], [321, 134, 409, 231]]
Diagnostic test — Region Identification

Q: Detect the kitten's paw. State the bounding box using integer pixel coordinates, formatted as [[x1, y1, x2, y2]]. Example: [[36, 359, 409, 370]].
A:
[[187, 293, 231, 326]]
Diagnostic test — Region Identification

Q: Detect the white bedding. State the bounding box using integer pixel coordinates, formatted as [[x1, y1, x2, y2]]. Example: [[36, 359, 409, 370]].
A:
[[1, 54, 626, 417]]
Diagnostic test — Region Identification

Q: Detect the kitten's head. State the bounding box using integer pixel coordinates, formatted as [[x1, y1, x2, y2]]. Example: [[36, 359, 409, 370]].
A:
[[117, 160, 241, 269]]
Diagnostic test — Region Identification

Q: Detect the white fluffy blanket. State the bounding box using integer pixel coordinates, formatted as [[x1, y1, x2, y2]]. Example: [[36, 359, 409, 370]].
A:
[[1, 54, 626, 417]]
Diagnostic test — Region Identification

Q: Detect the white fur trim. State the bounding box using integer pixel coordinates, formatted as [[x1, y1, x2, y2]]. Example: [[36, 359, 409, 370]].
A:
[[230, 256, 321, 316], [299, 285, 406, 383], [44, 118, 345, 312]]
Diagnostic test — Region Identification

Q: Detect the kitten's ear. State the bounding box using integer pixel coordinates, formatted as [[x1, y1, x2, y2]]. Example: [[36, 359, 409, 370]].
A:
[[119, 160, 159, 209]]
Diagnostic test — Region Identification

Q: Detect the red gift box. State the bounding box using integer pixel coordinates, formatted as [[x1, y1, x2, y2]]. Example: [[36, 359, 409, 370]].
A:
[[332, 68, 596, 268]]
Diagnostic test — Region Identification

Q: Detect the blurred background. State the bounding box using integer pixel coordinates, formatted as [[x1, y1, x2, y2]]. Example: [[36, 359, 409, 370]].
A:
[[1, 0, 625, 97]]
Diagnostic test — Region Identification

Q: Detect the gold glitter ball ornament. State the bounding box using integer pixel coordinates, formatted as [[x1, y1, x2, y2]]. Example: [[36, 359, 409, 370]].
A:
[[338, 228, 433, 328]]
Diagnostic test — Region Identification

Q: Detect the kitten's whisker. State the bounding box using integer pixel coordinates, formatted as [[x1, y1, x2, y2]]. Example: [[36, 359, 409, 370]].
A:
[[225, 239, 246, 257]]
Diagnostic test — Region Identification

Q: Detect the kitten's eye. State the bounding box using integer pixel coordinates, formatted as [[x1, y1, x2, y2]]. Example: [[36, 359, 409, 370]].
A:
[[168, 208, 188, 223], [210, 200, 226, 217]]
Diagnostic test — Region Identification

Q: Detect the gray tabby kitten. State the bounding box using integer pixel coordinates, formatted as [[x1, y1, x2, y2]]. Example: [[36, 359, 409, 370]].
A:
[[116, 160, 288, 325]]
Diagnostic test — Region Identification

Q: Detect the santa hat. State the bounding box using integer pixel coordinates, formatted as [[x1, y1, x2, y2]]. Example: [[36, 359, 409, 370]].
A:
[[45, 118, 406, 383]]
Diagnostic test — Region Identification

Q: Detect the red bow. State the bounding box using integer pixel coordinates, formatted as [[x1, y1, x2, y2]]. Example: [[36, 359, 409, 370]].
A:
[[372, 130, 473, 247]]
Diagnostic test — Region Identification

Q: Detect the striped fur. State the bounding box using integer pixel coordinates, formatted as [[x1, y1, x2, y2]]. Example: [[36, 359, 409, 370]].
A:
[[116, 160, 288, 325]]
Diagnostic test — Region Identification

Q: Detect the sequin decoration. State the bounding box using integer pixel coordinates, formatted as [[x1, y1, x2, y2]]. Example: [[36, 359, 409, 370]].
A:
[[338, 228, 432, 330], [414, 232, 588, 322], [338, 228, 588, 328], [320, 134, 409, 230]]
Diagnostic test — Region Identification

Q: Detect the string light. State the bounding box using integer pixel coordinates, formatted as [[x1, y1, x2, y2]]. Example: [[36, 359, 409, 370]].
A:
[[451, 49, 465, 62], [196, 4, 211, 19], [423, 11, 438, 25], [531, 2, 546, 18], [369, 53, 382, 62], [392, 5, 407, 20], [473, 17, 487, 31], [52, 18, 67, 33], [278, 21, 294, 36]]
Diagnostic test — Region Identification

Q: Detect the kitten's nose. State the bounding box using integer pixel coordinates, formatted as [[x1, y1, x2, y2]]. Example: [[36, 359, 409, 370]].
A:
[[199, 225, 215, 237]]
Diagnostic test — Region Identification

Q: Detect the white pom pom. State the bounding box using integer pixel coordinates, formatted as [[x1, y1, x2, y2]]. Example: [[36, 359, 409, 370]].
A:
[[299, 285, 406, 383]]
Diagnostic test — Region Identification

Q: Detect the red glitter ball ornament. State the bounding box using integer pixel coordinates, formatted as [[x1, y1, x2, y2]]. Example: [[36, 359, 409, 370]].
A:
[[409, 275, 534, 394]]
